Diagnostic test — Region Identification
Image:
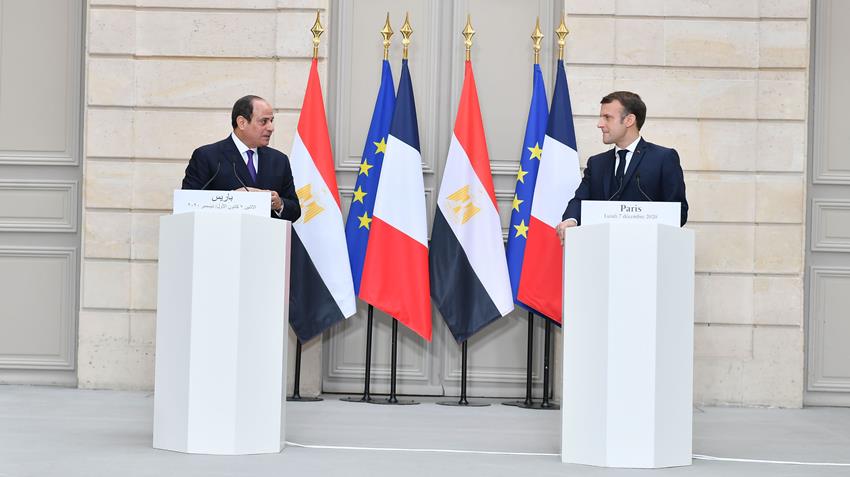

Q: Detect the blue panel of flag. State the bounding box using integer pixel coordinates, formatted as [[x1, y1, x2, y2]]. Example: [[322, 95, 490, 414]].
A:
[[345, 59, 396, 295], [506, 63, 549, 310]]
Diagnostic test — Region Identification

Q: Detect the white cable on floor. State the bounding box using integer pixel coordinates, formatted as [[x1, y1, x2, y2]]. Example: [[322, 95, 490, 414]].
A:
[[285, 441, 558, 457], [693, 454, 850, 467], [286, 442, 850, 467]]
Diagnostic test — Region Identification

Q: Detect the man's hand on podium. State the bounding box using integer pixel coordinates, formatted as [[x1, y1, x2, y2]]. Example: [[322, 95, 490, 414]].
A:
[[556, 219, 578, 245], [233, 187, 283, 212]]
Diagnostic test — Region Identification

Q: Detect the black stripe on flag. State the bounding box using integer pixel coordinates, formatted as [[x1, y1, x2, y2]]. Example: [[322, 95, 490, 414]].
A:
[[289, 230, 346, 342], [430, 209, 502, 343]]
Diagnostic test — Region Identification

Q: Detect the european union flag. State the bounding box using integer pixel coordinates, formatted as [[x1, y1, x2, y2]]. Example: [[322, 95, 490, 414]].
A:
[[506, 63, 549, 310], [345, 59, 396, 295]]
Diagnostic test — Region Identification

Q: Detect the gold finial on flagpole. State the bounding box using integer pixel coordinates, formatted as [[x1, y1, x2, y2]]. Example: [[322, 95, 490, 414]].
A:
[[462, 14, 475, 62], [311, 10, 324, 59], [381, 13, 394, 60], [556, 13, 569, 61], [401, 12, 413, 60], [531, 17, 544, 64]]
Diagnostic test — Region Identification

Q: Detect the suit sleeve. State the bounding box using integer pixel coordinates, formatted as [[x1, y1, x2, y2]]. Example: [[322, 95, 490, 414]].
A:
[[182, 148, 211, 190], [276, 155, 301, 222], [562, 159, 594, 225], [660, 148, 688, 226]]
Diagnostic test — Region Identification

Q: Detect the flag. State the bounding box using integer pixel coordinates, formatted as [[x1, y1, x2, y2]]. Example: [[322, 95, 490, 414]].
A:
[[506, 63, 549, 314], [517, 59, 581, 323], [359, 59, 432, 341], [430, 60, 514, 343], [345, 59, 396, 295], [289, 58, 356, 341]]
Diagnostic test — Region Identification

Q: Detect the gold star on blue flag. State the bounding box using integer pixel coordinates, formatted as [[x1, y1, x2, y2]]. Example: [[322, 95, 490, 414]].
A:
[[345, 59, 396, 295], [506, 63, 548, 310]]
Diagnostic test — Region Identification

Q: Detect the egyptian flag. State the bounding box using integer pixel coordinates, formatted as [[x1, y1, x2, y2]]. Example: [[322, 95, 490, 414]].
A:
[[345, 59, 395, 295], [430, 60, 514, 343], [359, 59, 432, 341], [517, 59, 581, 323], [506, 63, 548, 314], [289, 58, 356, 341]]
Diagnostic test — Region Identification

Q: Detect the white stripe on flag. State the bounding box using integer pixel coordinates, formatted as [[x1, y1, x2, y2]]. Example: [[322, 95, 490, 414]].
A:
[[372, 134, 428, 247], [437, 135, 514, 317], [529, 134, 581, 227], [290, 133, 357, 318]]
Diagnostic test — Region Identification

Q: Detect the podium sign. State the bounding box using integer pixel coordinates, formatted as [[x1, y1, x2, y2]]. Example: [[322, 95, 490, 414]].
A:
[[581, 200, 680, 227], [173, 190, 270, 217]]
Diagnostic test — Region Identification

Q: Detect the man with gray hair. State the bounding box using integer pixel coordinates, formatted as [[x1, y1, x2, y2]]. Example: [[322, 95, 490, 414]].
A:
[[182, 95, 301, 222]]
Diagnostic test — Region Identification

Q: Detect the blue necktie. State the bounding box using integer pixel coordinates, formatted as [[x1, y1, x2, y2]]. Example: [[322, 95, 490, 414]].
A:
[[246, 150, 257, 183]]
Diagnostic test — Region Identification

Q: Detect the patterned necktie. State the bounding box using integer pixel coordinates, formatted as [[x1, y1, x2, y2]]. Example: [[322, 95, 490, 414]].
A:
[[246, 149, 257, 183]]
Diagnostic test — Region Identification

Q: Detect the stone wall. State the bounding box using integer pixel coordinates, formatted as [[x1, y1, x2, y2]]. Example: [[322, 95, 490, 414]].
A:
[[79, 0, 810, 407], [564, 0, 809, 407], [79, 0, 327, 393]]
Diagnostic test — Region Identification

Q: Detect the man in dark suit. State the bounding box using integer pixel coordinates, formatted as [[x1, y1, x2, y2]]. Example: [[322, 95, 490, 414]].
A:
[[182, 95, 301, 222], [557, 91, 687, 242]]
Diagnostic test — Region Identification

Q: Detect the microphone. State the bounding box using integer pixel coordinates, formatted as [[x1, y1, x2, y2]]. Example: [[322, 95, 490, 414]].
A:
[[228, 156, 250, 192], [636, 173, 653, 201], [200, 160, 221, 190], [607, 176, 624, 201]]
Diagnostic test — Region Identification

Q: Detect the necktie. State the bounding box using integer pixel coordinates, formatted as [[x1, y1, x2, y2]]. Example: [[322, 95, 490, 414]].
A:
[[616, 149, 628, 185], [246, 150, 257, 183]]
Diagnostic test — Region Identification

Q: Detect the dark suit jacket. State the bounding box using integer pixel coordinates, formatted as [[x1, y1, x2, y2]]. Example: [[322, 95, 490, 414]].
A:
[[182, 136, 301, 222], [563, 138, 688, 226]]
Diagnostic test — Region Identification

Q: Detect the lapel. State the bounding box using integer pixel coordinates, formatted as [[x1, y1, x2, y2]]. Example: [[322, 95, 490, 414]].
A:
[[221, 136, 256, 187], [601, 148, 616, 199], [621, 138, 647, 192]]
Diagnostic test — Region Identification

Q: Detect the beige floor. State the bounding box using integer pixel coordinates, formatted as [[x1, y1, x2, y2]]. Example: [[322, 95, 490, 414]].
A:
[[1, 385, 849, 476]]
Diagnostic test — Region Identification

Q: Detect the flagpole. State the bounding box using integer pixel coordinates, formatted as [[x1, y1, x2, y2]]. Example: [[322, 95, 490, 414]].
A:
[[286, 12, 330, 404], [287, 339, 323, 402], [341, 13, 394, 405], [504, 19, 545, 408], [503, 311, 536, 406], [339, 305, 377, 403], [367, 14, 419, 407], [515, 16, 570, 411], [435, 15, 491, 408]]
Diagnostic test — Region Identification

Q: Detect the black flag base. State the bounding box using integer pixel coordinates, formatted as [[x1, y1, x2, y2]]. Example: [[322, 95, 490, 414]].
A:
[[436, 398, 489, 407], [502, 399, 533, 407], [287, 395, 323, 402], [340, 395, 379, 403], [517, 401, 559, 410], [370, 396, 419, 406]]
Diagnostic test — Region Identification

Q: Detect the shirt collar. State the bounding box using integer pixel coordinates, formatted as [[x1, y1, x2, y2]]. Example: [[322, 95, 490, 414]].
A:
[[230, 132, 256, 157], [615, 136, 642, 155]]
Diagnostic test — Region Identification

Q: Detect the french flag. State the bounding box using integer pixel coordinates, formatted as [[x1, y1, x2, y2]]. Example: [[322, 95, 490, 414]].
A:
[[288, 58, 357, 341], [359, 59, 432, 341], [517, 59, 581, 323], [430, 60, 514, 342]]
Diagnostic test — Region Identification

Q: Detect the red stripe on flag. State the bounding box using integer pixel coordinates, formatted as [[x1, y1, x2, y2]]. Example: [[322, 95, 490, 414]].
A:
[[296, 58, 341, 209], [452, 61, 497, 209], [360, 217, 432, 341], [517, 216, 563, 323]]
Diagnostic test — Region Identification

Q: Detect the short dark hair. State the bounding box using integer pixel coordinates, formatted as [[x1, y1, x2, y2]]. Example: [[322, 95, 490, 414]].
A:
[[231, 95, 264, 129], [601, 91, 647, 130]]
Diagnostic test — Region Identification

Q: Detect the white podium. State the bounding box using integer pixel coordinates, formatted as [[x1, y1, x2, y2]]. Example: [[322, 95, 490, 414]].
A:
[[561, 223, 694, 468], [153, 211, 291, 455]]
